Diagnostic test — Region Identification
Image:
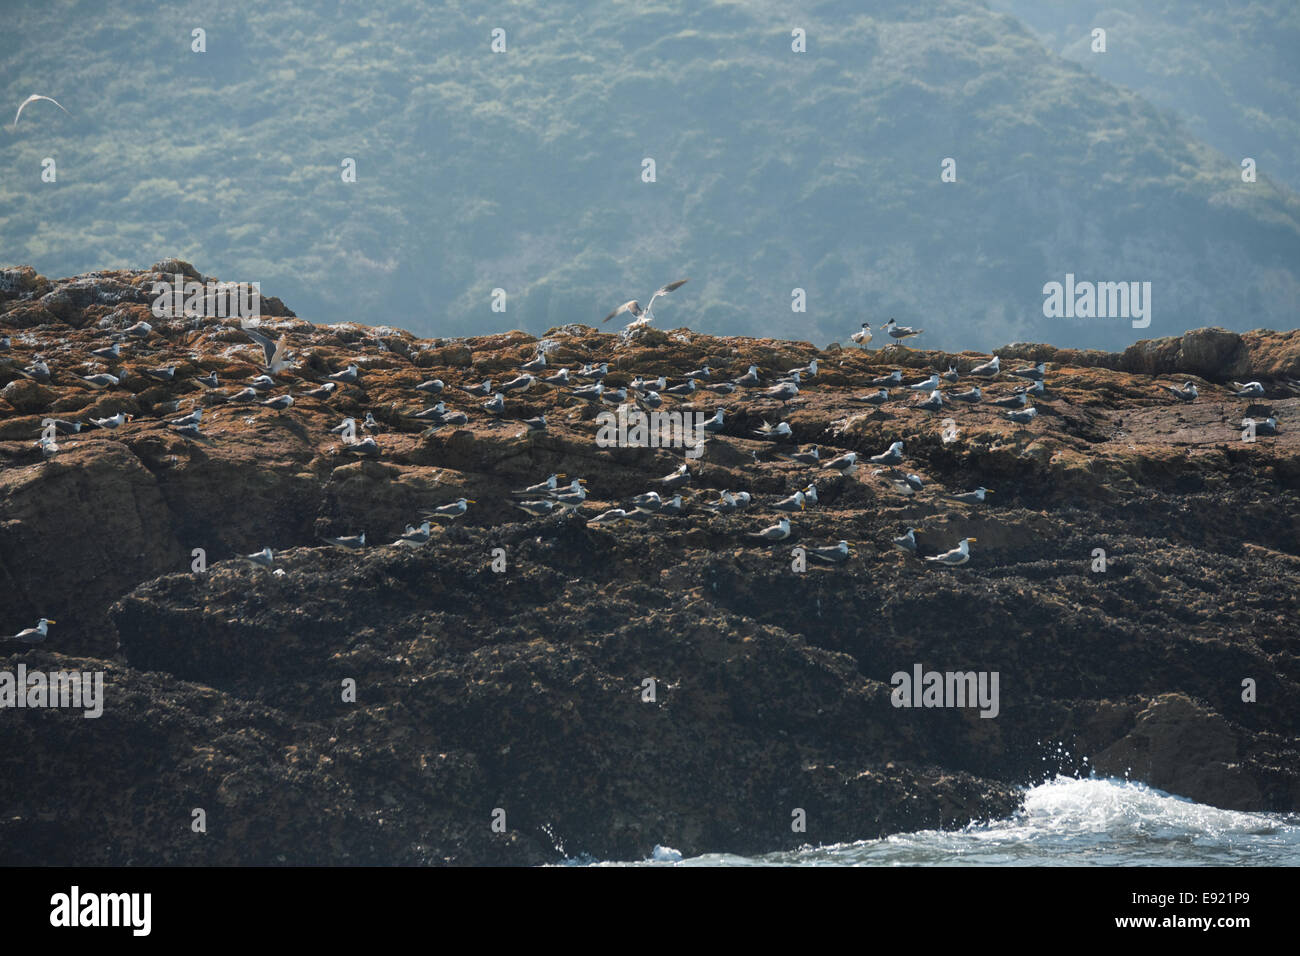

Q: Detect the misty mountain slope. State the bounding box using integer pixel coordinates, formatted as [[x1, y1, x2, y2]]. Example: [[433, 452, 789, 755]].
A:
[[984, 0, 1300, 192], [1, 0, 1297, 350]]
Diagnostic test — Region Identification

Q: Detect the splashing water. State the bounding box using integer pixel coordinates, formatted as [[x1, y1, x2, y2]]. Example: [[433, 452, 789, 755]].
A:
[[586, 778, 1300, 867]]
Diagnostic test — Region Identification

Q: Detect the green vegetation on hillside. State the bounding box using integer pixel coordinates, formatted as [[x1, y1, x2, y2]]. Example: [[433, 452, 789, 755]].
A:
[[2, 0, 1297, 351]]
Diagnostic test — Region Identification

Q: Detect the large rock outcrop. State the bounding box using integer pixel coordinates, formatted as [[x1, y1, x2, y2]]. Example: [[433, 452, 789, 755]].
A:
[[1, 264, 1297, 864]]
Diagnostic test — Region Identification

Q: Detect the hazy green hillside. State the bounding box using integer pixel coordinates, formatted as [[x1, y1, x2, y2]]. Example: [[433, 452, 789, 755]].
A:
[[2, 0, 1297, 351], [985, 0, 1300, 191]]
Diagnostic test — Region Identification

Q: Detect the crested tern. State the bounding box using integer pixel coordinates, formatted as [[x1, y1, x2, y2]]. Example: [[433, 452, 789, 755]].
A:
[[925, 537, 976, 566], [601, 278, 689, 329]]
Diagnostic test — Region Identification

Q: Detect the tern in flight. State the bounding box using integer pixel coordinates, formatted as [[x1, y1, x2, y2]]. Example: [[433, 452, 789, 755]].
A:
[[602, 279, 689, 329], [12, 94, 69, 129]]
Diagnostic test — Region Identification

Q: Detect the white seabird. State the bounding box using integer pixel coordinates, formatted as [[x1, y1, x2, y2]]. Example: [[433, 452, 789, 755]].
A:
[[460, 379, 493, 397], [46, 419, 82, 435], [327, 364, 360, 384], [1233, 381, 1266, 398], [907, 373, 939, 391], [916, 389, 944, 411], [878, 471, 918, 496], [1006, 406, 1038, 424], [90, 412, 133, 429], [5, 618, 55, 643], [409, 403, 447, 421], [754, 420, 792, 439], [765, 382, 799, 401], [242, 547, 275, 569], [393, 521, 432, 548], [1243, 416, 1280, 436], [77, 372, 120, 390], [341, 436, 380, 457], [551, 483, 590, 510], [822, 451, 858, 476], [869, 441, 904, 466], [658, 494, 685, 516], [883, 318, 923, 345], [772, 490, 806, 512], [501, 374, 536, 394], [892, 528, 918, 554], [925, 537, 976, 566], [850, 388, 890, 405], [702, 491, 739, 514], [19, 361, 51, 382], [629, 375, 662, 393], [851, 323, 872, 347], [701, 409, 726, 433], [787, 445, 820, 465], [1010, 361, 1046, 381], [948, 487, 994, 504], [749, 517, 792, 541], [428, 498, 474, 520], [808, 540, 852, 564], [953, 386, 982, 403], [601, 278, 689, 329], [513, 474, 565, 496], [968, 355, 1000, 377], [416, 379, 445, 395], [629, 491, 663, 514], [513, 499, 560, 518], [733, 365, 762, 387], [12, 94, 69, 128], [241, 321, 290, 374], [656, 464, 692, 489], [321, 532, 367, 551]]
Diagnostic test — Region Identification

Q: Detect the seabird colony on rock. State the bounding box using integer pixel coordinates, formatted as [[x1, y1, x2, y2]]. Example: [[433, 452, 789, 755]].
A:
[[5, 284, 1289, 645]]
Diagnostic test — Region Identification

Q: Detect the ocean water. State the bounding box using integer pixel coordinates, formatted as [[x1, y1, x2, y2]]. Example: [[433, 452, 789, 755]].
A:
[[588, 777, 1300, 866]]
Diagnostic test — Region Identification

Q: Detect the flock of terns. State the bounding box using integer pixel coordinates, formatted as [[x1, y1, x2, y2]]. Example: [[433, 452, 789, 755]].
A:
[[1, 276, 1289, 644]]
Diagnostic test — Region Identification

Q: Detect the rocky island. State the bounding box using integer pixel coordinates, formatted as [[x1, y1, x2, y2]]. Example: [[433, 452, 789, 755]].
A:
[[1, 262, 1297, 865]]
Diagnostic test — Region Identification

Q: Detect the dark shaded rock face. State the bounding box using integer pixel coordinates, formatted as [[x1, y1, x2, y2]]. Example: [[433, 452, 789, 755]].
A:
[[2, 265, 1298, 865]]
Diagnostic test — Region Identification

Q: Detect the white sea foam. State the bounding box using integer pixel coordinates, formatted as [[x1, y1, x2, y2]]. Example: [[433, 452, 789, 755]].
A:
[[588, 777, 1300, 867]]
